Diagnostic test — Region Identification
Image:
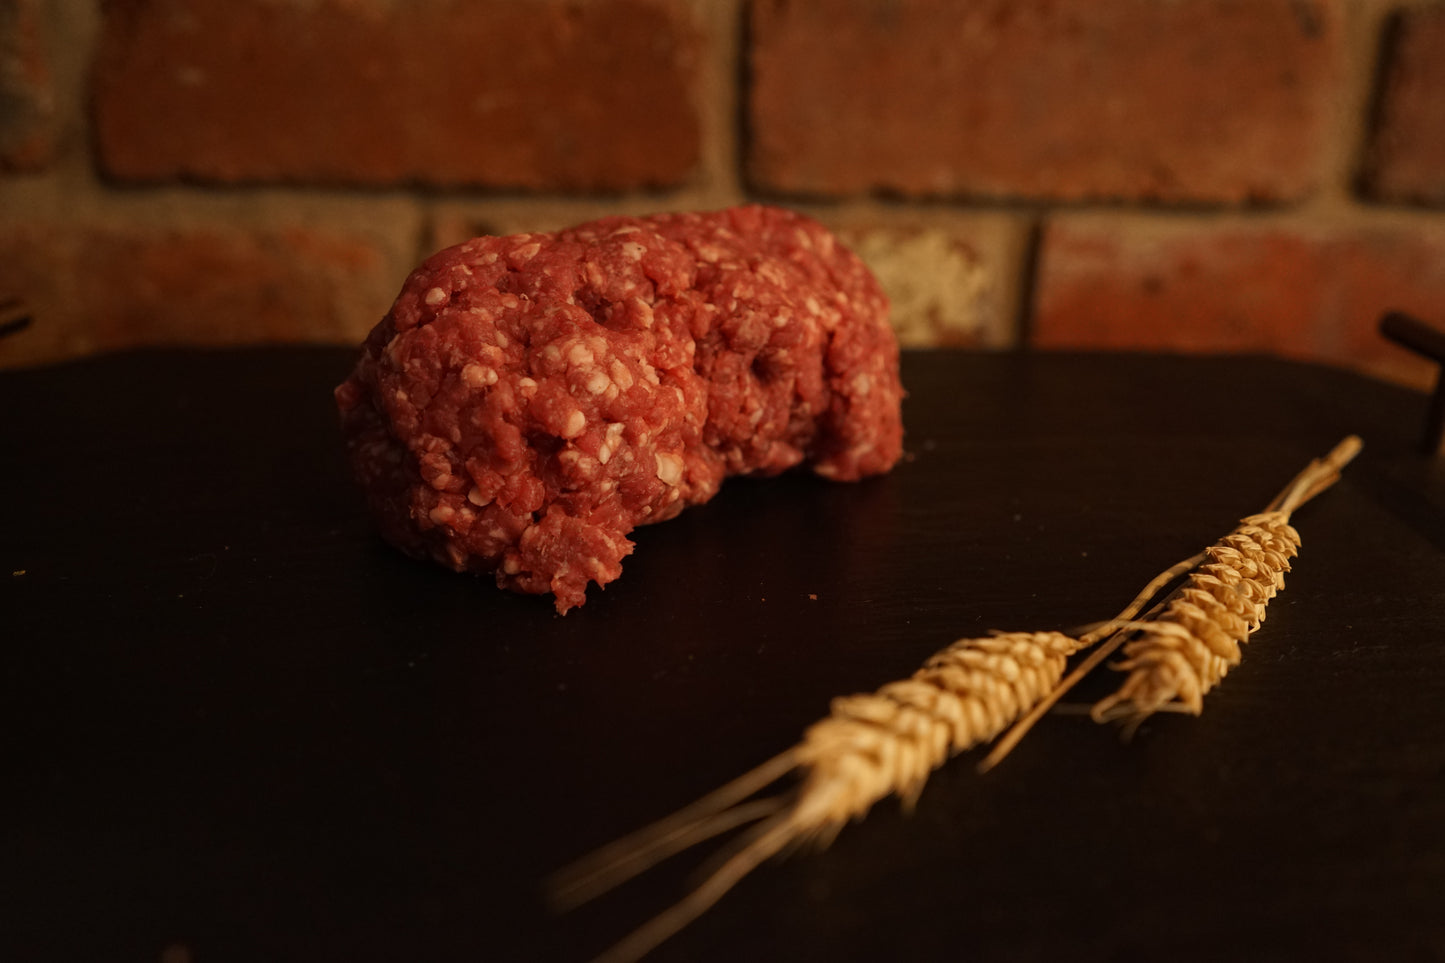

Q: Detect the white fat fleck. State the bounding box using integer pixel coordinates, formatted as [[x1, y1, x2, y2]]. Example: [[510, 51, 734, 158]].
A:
[[633, 298, 654, 328], [852, 372, 872, 396], [512, 241, 541, 261], [757, 263, 787, 286], [517, 377, 538, 394], [494, 331, 509, 348], [467, 487, 492, 506], [424, 287, 447, 307], [461, 364, 498, 388], [655, 452, 684, 486], [428, 505, 455, 525], [567, 343, 595, 366], [584, 369, 611, 395], [609, 360, 634, 390], [563, 409, 586, 438], [620, 241, 646, 261], [597, 443, 613, 465]]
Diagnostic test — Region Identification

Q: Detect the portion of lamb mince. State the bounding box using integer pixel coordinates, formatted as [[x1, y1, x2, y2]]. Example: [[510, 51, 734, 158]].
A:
[[337, 206, 903, 613]]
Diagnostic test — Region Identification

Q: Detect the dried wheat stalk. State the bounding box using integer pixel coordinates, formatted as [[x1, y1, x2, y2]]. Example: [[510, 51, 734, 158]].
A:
[[1089, 512, 1297, 723], [550, 564, 1194, 963], [981, 436, 1361, 761], [1086, 436, 1360, 729], [552, 436, 1361, 963], [551, 633, 1090, 963]]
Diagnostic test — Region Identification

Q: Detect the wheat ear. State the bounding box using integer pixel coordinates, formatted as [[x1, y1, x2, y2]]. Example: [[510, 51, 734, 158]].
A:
[[550, 559, 1195, 961], [550, 436, 1361, 962], [1090, 436, 1361, 730], [549, 631, 1086, 962]]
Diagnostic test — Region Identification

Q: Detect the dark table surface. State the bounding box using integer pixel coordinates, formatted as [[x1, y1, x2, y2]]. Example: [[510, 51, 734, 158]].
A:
[[3, 347, 1443, 963]]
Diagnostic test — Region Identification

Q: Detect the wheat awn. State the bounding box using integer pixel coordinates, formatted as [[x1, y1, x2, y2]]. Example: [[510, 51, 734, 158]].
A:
[[551, 436, 1361, 962], [1088, 436, 1359, 730], [550, 561, 1198, 962]]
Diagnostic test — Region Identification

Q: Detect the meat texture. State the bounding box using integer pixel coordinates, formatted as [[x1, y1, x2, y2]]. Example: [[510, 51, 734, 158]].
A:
[[336, 205, 903, 613]]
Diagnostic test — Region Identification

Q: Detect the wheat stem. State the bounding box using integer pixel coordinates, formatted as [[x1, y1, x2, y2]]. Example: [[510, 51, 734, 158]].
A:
[[553, 436, 1362, 962], [553, 631, 1086, 962], [976, 552, 1204, 773], [548, 749, 797, 911], [1090, 436, 1361, 728], [590, 816, 796, 963]]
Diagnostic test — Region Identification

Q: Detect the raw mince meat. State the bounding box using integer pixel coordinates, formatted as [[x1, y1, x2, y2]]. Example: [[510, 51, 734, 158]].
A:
[[336, 205, 904, 613]]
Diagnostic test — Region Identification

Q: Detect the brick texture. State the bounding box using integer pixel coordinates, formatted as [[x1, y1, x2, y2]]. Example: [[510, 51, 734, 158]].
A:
[[92, 0, 701, 190], [0, 221, 407, 366], [1032, 216, 1445, 388], [1364, 5, 1445, 204], [0, 0, 55, 171], [749, 0, 1343, 204]]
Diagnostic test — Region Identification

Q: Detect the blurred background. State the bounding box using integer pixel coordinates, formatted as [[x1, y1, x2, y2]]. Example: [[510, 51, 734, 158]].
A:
[[1, 0, 1443, 388]]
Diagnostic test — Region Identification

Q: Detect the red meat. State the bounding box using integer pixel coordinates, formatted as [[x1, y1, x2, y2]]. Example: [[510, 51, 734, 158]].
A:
[[336, 205, 903, 613]]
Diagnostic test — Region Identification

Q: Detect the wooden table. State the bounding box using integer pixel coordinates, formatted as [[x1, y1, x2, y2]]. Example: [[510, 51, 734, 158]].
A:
[[4, 347, 1443, 962]]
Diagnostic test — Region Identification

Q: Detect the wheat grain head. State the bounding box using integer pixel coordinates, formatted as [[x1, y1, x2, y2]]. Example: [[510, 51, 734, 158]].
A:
[[787, 631, 1083, 839], [1090, 436, 1359, 728], [552, 436, 1362, 962], [1090, 512, 1299, 721], [550, 630, 1086, 962]]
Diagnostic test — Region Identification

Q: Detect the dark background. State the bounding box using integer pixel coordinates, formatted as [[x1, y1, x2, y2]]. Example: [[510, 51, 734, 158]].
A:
[[4, 347, 1442, 962]]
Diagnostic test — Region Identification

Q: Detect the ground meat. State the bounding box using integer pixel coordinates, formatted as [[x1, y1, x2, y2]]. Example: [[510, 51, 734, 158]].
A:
[[335, 205, 904, 613]]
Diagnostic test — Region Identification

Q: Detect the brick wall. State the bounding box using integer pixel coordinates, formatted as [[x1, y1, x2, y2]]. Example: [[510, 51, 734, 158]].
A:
[[2, 0, 1444, 388]]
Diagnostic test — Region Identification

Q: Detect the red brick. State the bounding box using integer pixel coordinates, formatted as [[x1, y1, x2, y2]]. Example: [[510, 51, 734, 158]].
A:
[[0, 0, 55, 171], [0, 221, 404, 367], [1032, 215, 1445, 388], [93, 0, 701, 190], [1363, 5, 1445, 204], [748, 0, 1344, 203]]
